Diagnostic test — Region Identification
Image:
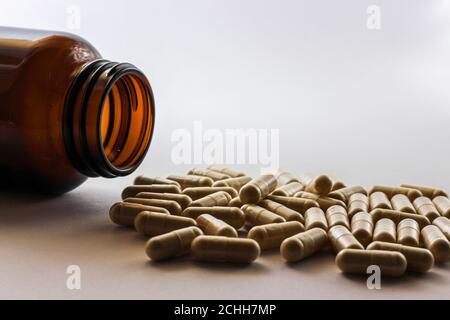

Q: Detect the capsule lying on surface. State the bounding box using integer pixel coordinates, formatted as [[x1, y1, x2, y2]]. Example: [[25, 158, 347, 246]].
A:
[[191, 236, 260, 263]]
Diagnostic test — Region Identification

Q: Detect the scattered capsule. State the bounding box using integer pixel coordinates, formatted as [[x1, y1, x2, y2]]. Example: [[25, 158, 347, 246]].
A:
[[191, 191, 232, 207], [133, 176, 180, 187], [272, 182, 305, 197], [124, 198, 182, 215], [196, 214, 238, 237], [433, 216, 450, 241], [266, 195, 319, 214], [369, 185, 422, 201], [302, 174, 333, 196], [304, 207, 328, 231], [391, 194, 416, 213], [432, 196, 450, 218], [207, 165, 246, 178], [134, 211, 197, 236], [191, 236, 260, 263], [413, 196, 440, 222], [274, 170, 301, 186], [166, 175, 214, 189], [400, 184, 448, 199], [331, 179, 346, 191], [229, 197, 244, 207], [336, 249, 407, 277], [145, 226, 203, 261], [369, 191, 392, 210], [248, 221, 305, 250], [212, 176, 252, 191], [239, 174, 278, 204], [136, 192, 192, 210], [294, 191, 346, 211], [242, 204, 286, 226], [187, 168, 230, 181], [397, 218, 420, 247], [351, 212, 373, 248], [280, 228, 328, 262], [328, 225, 364, 252], [421, 225, 450, 262], [259, 199, 304, 224], [182, 207, 245, 229], [328, 185, 367, 202], [348, 193, 369, 218], [373, 218, 396, 243], [326, 205, 350, 229], [367, 241, 434, 273], [371, 208, 430, 229], [183, 187, 238, 200], [121, 184, 181, 200], [109, 202, 169, 227]]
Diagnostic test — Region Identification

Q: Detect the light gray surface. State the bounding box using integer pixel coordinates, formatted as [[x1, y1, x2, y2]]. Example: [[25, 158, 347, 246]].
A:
[[1, 0, 450, 299]]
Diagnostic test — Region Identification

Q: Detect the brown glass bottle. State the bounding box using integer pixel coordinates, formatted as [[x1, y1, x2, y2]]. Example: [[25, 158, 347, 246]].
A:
[[0, 27, 155, 193]]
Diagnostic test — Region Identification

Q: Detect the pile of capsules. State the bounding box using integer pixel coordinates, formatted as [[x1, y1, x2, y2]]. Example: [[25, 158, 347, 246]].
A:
[[109, 166, 450, 277]]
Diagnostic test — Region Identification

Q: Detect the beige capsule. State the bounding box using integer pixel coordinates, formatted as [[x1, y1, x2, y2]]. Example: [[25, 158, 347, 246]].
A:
[[248, 221, 305, 250], [212, 176, 252, 191], [294, 192, 346, 211], [124, 198, 182, 216], [183, 187, 238, 200], [242, 204, 286, 226], [145, 226, 203, 261], [432, 196, 450, 218], [348, 193, 369, 218], [259, 199, 304, 224], [351, 212, 373, 247], [191, 191, 232, 207], [400, 183, 448, 198], [280, 228, 328, 262], [109, 202, 169, 227], [239, 174, 278, 204], [134, 211, 197, 236], [433, 216, 450, 241], [373, 218, 396, 243], [397, 218, 420, 247], [331, 179, 346, 191], [413, 196, 440, 222], [272, 182, 305, 197], [391, 194, 416, 214], [266, 195, 319, 214], [196, 214, 238, 237], [369, 191, 392, 210], [207, 165, 246, 178], [328, 225, 364, 252], [328, 185, 367, 203], [301, 174, 333, 196], [326, 205, 350, 229], [187, 168, 230, 181], [121, 184, 181, 200], [182, 207, 245, 229], [371, 208, 430, 229], [367, 241, 434, 273], [166, 174, 214, 189], [133, 176, 181, 187], [421, 225, 450, 262], [369, 185, 422, 201], [336, 249, 407, 277], [275, 170, 301, 186], [229, 197, 244, 207], [136, 192, 192, 210], [304, 207, 328, 231], [191, 236, 260, 263]]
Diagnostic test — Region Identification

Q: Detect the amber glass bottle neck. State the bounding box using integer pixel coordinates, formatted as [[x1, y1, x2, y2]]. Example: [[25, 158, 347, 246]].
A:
[[64, 59, 155, 178]]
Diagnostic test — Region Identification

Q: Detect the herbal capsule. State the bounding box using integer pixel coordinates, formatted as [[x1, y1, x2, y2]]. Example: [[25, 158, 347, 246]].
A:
[[259, 199, 304, 223], [433, 217, 450, 241], [413, 196, 440, 222], [367, 241, 434, 273], [109, 202, 169, 227], [371, 208, 430, 229], [331, 179, 346, 191], [191, 191, 232, 207], [369, 185, 422, 201], [304, 207, 328, 231], [328, 225, 364, 252], [182, 207, 245, 229], [121, 184, 181, 200], [266, 195, 319, 214], [145, 226, 203, 261], [391, 194, 416, 214], [369, 191, 392, 210], [400, 184, 448, 198], [248, 221, 305, 250], [136, 192, 192, 210], [351, 212, 373, 247], [134, 211, 197, 236], [191, 236, 260, 263], [212, 176, 252, 191], [336, 249, 407, 277], [302, 174, 333, 196], [275, 170, 301, 186], [183, 187, 238, 200], [187, 168, 230, 181], [133, 176, 181, 187], [397, 219, 420, 247], [326, 205, 350, 229], [421, 225, 450, 262], [229, 197, 244, 207], [328, 185, 367, 202], [280, 228, 328, 262], [166, 174, 214, 189], [432, 196, 450, 218], [242, 204, 286, 226], [124, 198, 182, 216], [348, 193, 369, 218], [294, 192, 346, 211], [207, 165, 246, 178], [196, 214, 238, 237], [239, 174, 278, 204], [272, 182, 305, 197], [373, 218, 396, 243]]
